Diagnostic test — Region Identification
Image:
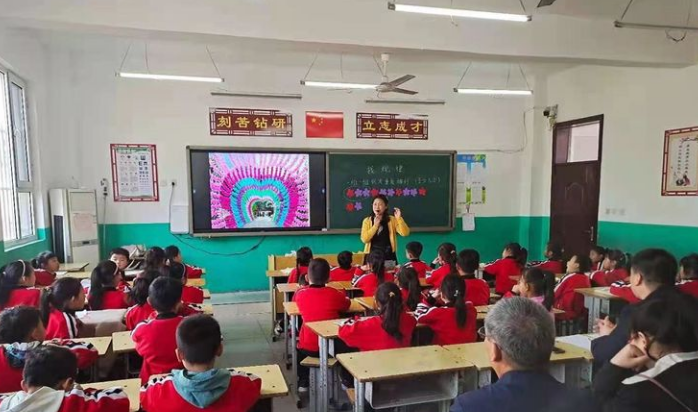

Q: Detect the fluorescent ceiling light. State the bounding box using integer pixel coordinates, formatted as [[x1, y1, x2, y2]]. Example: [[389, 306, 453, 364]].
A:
[[454, 88, 532, 96], [301, 80, 377, 90], [614, 20, 698, 32], [118, 72, 224, 83], [211, 91, 302, 100], [365, 98, 445, 105], [389, 2, 531, 23]]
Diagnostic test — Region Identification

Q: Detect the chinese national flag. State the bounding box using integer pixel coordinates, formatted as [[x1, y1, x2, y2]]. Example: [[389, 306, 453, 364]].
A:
[[306, 111, 344, 138]]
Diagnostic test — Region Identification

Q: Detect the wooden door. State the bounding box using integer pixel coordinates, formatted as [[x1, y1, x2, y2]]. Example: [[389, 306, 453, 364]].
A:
[[550, 115, 603, 258]]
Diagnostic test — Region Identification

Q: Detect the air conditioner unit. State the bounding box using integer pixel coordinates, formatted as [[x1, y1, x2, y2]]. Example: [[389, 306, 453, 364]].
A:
[[49, 189, 100, 268]]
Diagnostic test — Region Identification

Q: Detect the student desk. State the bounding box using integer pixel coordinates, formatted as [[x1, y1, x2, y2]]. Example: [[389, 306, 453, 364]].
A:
[[236, 364, 289, 411], [203, 288, 211, 299], [57, 270, 91, 280], [187, 278, 206, 287], [475, 305, 565, 321], [444, 341, 591, 390], [46, 337, 112, 356], [576, 287, 626, 332], [77, 309, 128, 338], [86, 378, 141, 412], [336, 346, 470, 412], [59, 262, 90, 272], [355, 296, 376, 311]]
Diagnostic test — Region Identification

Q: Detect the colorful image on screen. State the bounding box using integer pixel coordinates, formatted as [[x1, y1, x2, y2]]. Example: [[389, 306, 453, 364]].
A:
[[209, 152, 310, 229]]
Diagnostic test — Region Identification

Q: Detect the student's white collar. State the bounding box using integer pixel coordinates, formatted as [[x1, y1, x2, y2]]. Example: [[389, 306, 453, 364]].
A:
[[623, 351, 698, 385]]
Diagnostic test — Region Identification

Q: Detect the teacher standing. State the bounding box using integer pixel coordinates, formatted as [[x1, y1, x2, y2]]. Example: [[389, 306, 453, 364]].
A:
[[360, 195, 410, 262]]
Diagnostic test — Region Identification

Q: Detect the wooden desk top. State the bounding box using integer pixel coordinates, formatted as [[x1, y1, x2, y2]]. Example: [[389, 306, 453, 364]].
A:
[[187, 278, 206, 287], [475, 305, 564, 320], [336, 345, 471, 383], [57, 270, 91, 280], [575, 287, 620, 299], [59, 262, 90, 272], [267, 269, 292, 278], [203, 289, 211, 299], [45, 337, 112, 356], [444, 341, 590, 371], [276, 281, 357, 294], [86, 379, 140, 412], [420, 278, 430, 288], [283, 299, 365, 317], [306, 319, 344, 339], [356, 296, 376, 310], [235, 364, 289, 399], [112, 331, 134, 354]]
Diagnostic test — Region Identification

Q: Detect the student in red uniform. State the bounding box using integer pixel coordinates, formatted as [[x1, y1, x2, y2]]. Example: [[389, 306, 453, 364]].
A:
[[0, 345, 129, 412], [339, 282, 416, 351], [42, 278, 87, 340], [329, 251, 356, 282], [484, 243, 527, 295], [353, 250, 390, 297], [140, 315, 261, 412], [402, 241, 429, 279], [31, 251, 60, 287], [426, 243, 458, 289], [589, 245, 607, 272], [132, 277, 185, 383], [610, 252, 698, 302], [456, 249, 490, 307], [415, 275, 476, 345], [287, 246, 313, 285], [167, 262, 204, 304], [516, 268, 556, 312], [530, 241, 565, 275], [0, 260, 40, 311], [110, 247, 131, 274], [590, 249, 630, 287], [88, 260, 129, 310], [554, 254, 592, 321], [293, 258, 351, 390], [165, 245, 204, 279], [397, 267, 422, 312], [0, 306, 98, 394], [143, 246, 167, 273]]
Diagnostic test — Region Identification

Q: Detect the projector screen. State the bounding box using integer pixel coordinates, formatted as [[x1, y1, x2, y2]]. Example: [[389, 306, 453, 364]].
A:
[[189, 148, 327, 234]]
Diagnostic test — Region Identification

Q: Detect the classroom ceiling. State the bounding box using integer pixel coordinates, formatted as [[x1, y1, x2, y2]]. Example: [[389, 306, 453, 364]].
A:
[[1, 0, 698, 67]]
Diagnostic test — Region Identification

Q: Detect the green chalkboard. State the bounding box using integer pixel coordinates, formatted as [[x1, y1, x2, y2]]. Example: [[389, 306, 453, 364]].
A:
[[328, 152, 454, 230]]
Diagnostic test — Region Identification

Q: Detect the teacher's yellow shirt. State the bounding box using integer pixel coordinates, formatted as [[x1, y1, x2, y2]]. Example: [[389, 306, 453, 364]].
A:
[[360, 216, 410, 254]]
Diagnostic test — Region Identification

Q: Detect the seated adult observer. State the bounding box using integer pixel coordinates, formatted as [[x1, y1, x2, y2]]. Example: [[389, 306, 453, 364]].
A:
[[450, 297, 597, 412]]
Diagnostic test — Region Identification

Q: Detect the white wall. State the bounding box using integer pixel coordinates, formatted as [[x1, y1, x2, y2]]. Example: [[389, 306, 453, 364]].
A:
[[544, 64, 698, 227]]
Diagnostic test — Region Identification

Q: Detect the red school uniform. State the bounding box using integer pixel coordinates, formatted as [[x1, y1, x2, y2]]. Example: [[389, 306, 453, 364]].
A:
[[0, 386, 130, 412], [0, 287, 41, 311], [293, 285, 351, 352], [126, 302, 203, 330], [464, 277, 491, 307], [553, 272, 591, 320], [352, 273, 380, 297], [45, 308, 81, 340], [181, 285, 204, 304], [426, 264, 454, 289], [484, 257, 521, 295], [609, 281, 641, 304], [89, 289, 129, 310], [677, 279, 698, 298], [533, 260, 564, 275], [329, 266, 356, 282], [140, 369, 262, 412], [287, 266, 309, 284], [34, 268, 56, 287], [403, 259, 429, 279], [184, 263, 203, 279], [132, 313, 184, 383], [590, 268, 629, 287], [414, 303, 477, 345], [338, 312, 417, 352]]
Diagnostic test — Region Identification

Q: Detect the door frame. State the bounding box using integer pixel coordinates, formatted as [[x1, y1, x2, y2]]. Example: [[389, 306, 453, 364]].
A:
[[549, 114, 604, 248]]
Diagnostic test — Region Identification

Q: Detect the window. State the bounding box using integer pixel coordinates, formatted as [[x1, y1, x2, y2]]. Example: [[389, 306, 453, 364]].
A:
[[0, 66, 36, 245], [554, 120, 601, 164]]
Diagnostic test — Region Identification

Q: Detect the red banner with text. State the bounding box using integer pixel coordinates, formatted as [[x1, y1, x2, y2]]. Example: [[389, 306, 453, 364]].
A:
[[356, 112, 428, 140], [210, 108, 293, 137]]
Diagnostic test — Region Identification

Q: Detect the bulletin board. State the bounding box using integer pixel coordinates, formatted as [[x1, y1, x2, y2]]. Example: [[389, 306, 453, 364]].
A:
[[662, 126, 698, 196], [110, 143, 159, 202]]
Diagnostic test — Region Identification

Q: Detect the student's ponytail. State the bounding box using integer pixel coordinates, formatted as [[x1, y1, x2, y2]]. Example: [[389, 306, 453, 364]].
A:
[[295, 247, 313, 286], [89, 260, 119, 310], [130, 270, 159, 306], [518, 247, 529, 268], [42, 278, 83, 324], [369, 250, 386, 284], [442, 275, 468, 328], [397, 267, 421, 311], [40, 287, 53, 326], [522, 268, 556, 311], [30, 258, 40, 269], [437, 243, 458, 276], [31, 251, 57, 270], [144, 247, 166, 272], [376, 282, 403, 341], [541, 271, 556, 311], [606, 249, 630, 271], [0, 261, 33, 308]]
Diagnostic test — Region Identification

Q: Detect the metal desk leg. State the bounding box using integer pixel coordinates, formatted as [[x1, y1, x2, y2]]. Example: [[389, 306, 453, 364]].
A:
[[284, 292, 291, 369], [319, 336, 329, 412], [291, 314, 298, 389], [477, 369, 492, 388], [585, 295, 598, 333], [438, 400, 451, 412], [354, 378, 365, 412], [269, 277, 276, 339]]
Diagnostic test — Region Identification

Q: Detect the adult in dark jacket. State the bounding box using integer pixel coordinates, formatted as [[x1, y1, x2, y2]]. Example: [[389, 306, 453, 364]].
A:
[[592, 294, 698, 412], [592, 249, 680, 366], [450, 297, 597, 412]]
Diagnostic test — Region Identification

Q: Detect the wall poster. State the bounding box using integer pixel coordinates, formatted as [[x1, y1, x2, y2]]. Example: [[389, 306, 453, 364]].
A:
[[662, 126, 698, 196], [110, 143, 159, 202], [456, 154, 487, 215]]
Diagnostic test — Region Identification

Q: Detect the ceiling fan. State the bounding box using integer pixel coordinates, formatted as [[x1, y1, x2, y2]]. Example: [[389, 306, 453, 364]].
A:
[[537, 0, 557, 7], [374, 53, 418, 95]]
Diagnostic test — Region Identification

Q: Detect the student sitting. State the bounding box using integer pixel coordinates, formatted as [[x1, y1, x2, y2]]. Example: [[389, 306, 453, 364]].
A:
[[144, 247, 167, 273], [529, 241, 565, 275], [484, 243, 527, 295], [140, 315, 261, 412], [415, 275, 476, 345], [590, 245, 607, 272], [353, 250, 390, 297], [42, 278, 87, 340], [0, 306, 98, 394], [0, 345, 129, 412], [592, 249, 681, 367], [339, 282, 416, 351], [132, 277, 185, 383], [109, 247, 133, 292], [31, 251, 60, 287], [590, 249, 630, 287], [287, 246, 312, 285], [397, 267, 422, 312], [456, 249, 490, 307], [402, 241, 429, 279], [0, 261, 40, 311], [517, 268, 556, 313], [329, 251, 356, 282], [88, 261, 129, 310], [167, 262, 204, 304], [592, 295, 698, 412], [676, 253, 698, 298], [426, 242, 458, 289], [293, 258, 350, 391], [553, 254, 592, 321], [164, 245, 204, 279]]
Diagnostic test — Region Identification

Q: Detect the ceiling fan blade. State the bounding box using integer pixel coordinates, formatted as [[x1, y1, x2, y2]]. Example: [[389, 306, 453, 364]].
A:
[[387, 74, 416, 87], [390, 88, 418, 95], [537, 0, 557, 7]]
